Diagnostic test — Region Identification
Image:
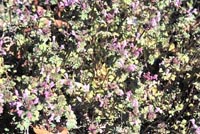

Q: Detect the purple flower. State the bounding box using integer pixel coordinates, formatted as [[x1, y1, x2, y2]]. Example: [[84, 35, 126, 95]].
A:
[[0, 40, 6, 55], [15, 0, 23, 4], [16, 101, 23, 110], [143, 72, 151, 80], [31, 14, 38, 22], [114, 8, 119, 14], [174, 0, 181, 7], [23, 89, 29, 99], [133, 50, 140, 57], [155, 107, 163, 113], [148, 105, 154, 112], [45, 0, 49, 4], [58, 2, 65, 9], [0, 94, 4, 103], [190, 119, 198, 129], [0, 106, 3, 114], [119, 49, 129, 57], [46, 74, 50, 83], [108, 83, 119, 90], [150, 18, 157, 27], [27, 112, 32, 119], [172, 57, 180, 64], [49, 113, 55, 121], [195, 127, 200, 134], [127, 17, 137, 25], [132, 99, 139, 108], [134, 48, 143, 57], [99, 97, 109, 108], [17, 110, 23, 116], [16, 9, 22, 15], [40, 67, 44, 75], [143, 72, 158, 81], [81, 2, 87, 10], [88, 124, 97, 134], [31, 88, 38, 94], [63, 0, 78, 6], [131, 1, 139, 10], [44, 90, 51, 99], [83, 84, 90, 92], [99, 99, 104, 107], [125, 64, 136, 72], [95, 94, 101, 101], [131, 118, 140, 125], [61, 79, 72, 86], [156, 11, 161, 22], [37, 6, 45, 17], [60, 44, 65, 50], [33, 98, 39, 104], [48, 103, 55, 110], [138, 48, 143, 53], [126, 91, 132, 101], [49, 81, 55, 88], [106, 13, 114, 23], [152, 74, 158, 80]]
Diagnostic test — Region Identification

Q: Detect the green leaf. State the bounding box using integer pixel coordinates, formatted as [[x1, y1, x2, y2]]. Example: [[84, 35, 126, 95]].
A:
[[66, 119, 77, 130], [50, 0, 57, 4], [122, 0, 132, 5]]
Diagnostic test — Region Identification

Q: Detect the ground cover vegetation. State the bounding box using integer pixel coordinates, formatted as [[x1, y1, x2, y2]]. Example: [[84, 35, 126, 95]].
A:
[[0, 0, 199, 133]]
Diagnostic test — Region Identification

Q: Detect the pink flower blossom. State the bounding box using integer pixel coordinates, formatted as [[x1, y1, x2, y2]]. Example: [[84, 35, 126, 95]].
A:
[[126, 91, 132, 101], [17, 110, 23, 116], [155, 107, 163, 113], [143, 72, 158, 81], [131, 1, 139, 10], [150, 18, 157, 27], [195, 127, 200, 134], [83, 84, 90, 92], [33, 98, 39, 104], [174, 0, 181, 7], [60, 44, 65, 50], [81, 2, 87, 10], [63, 0, 78, 7], [23, 89, 29, 99], [45, 0, 49, 4], [49, 81, 55, 88], [190, 119, 198, 129], [0, 106, 3, 114], [106, 13, 114, 23], [0, 40, 6, 55], [156, 11, 161, 22], [125, 64, 136, 72], [132, 99, 139, 108], [58, 2, 65, 9], [148, 105, 154, 113], [49, 113, 55, 121], [37, 6, 45, 17], [44, 90, 52, 99], [88, 124, 97, 134], [0, 94, 4, 103], [27, 112, 32, 119]]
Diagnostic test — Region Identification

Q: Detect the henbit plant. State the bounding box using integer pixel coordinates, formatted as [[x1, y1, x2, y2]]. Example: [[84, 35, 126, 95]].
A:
[[0, 0, 199, 133]]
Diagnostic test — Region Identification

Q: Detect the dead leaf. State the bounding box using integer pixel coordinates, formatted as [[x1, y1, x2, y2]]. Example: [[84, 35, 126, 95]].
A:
[[54, 20, 70, 28], [33, 126, 53, 134], [56, 126, 69, 134], [60, 128, 69, 134]]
